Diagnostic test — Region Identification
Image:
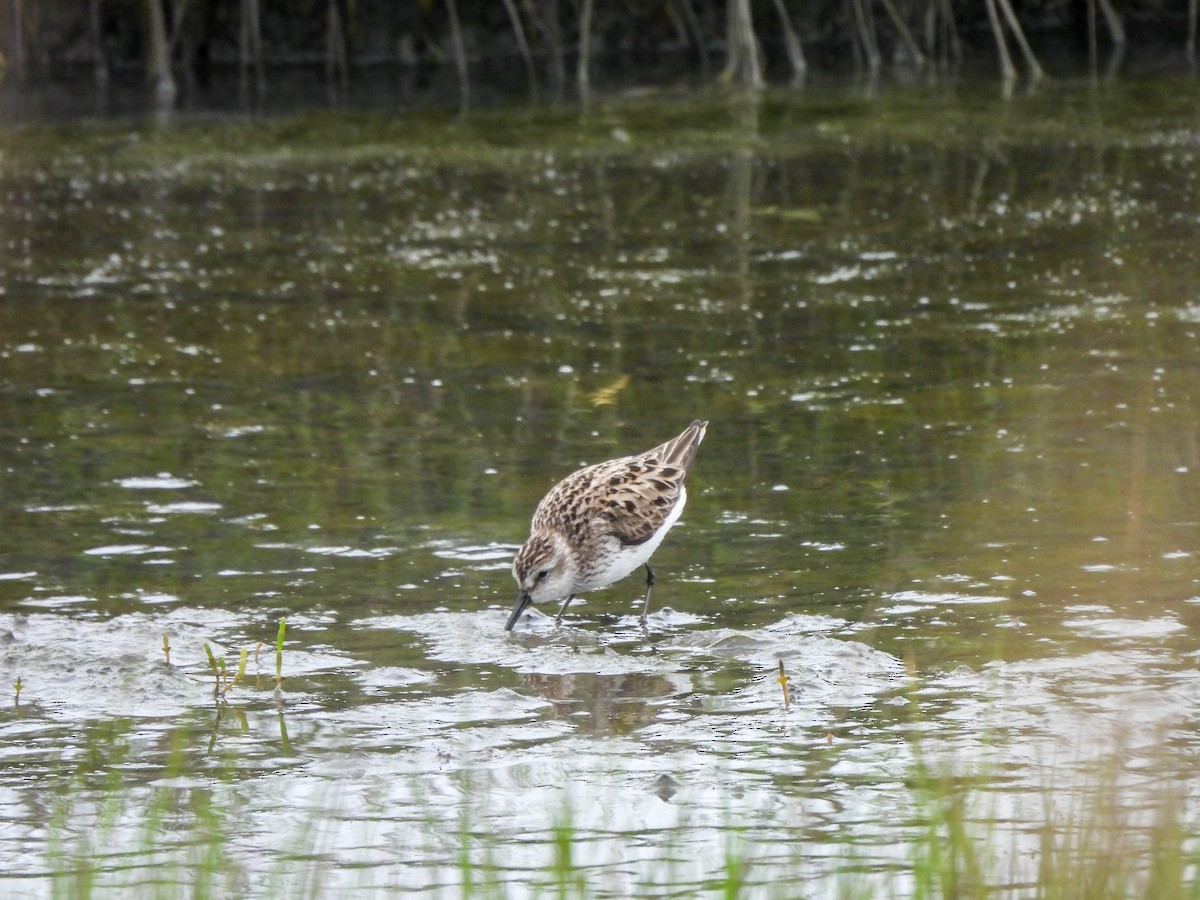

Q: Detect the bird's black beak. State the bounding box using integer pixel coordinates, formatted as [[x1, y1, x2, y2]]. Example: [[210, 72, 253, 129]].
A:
[[504, 592, 532, 632]]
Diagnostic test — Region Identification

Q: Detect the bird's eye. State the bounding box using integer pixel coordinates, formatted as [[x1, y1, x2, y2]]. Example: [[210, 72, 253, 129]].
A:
[[536, 569, 549, 581]]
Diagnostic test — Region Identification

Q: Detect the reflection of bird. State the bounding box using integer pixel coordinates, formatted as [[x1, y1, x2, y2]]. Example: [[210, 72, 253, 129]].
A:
[[522, 671, 678, 735], [506, 420, 708, 631]]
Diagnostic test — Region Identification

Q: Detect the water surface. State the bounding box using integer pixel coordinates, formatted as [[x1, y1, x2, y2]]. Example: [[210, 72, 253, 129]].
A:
[[1, 76, 1199, 895]]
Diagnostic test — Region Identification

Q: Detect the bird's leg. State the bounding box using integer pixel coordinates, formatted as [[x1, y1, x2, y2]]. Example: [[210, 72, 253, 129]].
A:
[[554, 594, 576, 626], [639, 564, 656, 625]]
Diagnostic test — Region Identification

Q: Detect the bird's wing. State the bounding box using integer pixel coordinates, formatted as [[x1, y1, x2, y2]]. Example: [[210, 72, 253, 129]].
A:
[[531, 420, 707, 546], [593, 420, 706, 545], [593, 456, 686, 545]]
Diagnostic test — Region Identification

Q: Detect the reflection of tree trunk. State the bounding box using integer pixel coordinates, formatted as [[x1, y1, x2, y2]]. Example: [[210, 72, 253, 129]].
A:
[[89, 0, 109, 87], [445, 0, 470, 111], [769, 0, 806, 85], [1123, 368, 1154, 568], [147, 0, 177, 108], [728, 96, 759, 314], [578, 0, 594, 102], [590, 161, 616, 250], [499, 0, 538, 98], [239, 0, 265, 104], [723, 0, 763, 89], [966, 156, 990, 218], [589, 160, 621, 381]]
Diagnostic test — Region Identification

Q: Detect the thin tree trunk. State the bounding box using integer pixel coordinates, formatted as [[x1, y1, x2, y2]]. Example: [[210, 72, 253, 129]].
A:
[[1103, 40, 1125, 81], [864, 0, 881, 69], [577, 0, 594, 101], [445, 0, 470, 110], [940, 0, 962, 63], [665, 0, 690, 51], [923, 1, 935, 59], [676, 0, 710, 76], [89, 0, 109, 87], [239, 0, 251, 102], [1096, 0, 1126, 45], [166, 0, 195, 98], [723, 0, 763, 89], [239, 0, 265, 102], [540, 0, 565, 102], [499, 0, 538, 97], [849, 0, 882, 72], [1087, 0, 1097, 70], [325, 0, 349, 96], [147, 0, 177, 107], [167, 0, 190, 53], [984, 0, 1016, 83], [769, 0, 807, 85], [250, 0, 265, 94], [11, 0, 27, 82], [994, 0, 1044, 81], [878, 0, 925, 68], [849, 0, 888, 72], [1190, 0, 1199, 62]]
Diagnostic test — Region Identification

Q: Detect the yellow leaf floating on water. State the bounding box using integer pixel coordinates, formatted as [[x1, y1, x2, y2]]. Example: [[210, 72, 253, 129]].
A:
[[755, 206, 822, 223], [588, 374, 630, 407], [777, 658, 790, 707]]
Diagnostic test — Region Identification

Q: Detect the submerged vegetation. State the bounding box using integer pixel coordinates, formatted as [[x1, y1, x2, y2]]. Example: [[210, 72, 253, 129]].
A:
[[902, 759, 1200, 900], [198, 619, 282, 698], [30, 716, 1200, 898], [15, 619, 1200, 896], [0, 0, 1196, 111]]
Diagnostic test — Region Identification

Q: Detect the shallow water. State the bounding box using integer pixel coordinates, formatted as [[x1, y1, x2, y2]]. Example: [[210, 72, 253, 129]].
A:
[[1, 75, 1199, 895]]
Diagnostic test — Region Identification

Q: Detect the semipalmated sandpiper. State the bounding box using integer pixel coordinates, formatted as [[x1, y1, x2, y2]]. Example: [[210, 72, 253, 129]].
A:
[[505, 419, 707, 631]]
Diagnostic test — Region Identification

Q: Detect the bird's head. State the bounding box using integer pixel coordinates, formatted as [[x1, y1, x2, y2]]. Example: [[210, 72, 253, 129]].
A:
[[505, 531, 577, 631]]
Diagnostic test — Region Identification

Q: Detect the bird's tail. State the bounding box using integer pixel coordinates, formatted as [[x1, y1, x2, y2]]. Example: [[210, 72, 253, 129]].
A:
[[653, 419, 707, 476]]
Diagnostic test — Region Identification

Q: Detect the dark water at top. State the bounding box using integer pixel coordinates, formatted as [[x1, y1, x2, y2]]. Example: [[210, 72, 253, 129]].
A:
[[0, 75, 1198, 895]]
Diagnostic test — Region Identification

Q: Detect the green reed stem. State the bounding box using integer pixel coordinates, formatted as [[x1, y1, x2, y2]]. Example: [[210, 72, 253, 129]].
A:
[[275, 619, 286, 684]]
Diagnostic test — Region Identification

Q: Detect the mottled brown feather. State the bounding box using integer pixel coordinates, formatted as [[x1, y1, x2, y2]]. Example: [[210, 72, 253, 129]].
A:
[[530, 420, 707, 549]]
